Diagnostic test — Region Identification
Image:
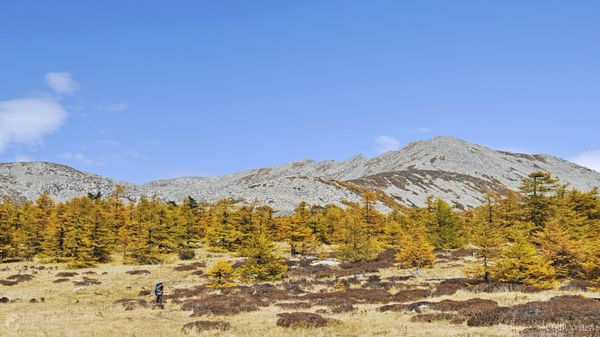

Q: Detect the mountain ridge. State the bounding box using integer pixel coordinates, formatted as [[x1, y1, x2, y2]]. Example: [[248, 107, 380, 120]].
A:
[[1, 136, 599, 213]]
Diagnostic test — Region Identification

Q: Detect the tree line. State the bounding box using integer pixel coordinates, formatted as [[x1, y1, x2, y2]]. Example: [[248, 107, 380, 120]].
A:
[[0, 172, 598, 287]]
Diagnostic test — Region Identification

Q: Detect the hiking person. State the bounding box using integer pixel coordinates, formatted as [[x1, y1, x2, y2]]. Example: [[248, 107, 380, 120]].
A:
[[154, 281, 164, 305]]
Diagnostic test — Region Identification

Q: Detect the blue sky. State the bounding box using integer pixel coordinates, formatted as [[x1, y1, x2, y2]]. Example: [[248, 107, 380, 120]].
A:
[[1, 1, 599, 183]]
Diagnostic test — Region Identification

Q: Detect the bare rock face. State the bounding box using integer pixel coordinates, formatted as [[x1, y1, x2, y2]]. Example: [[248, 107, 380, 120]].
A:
[[1, 136, 599, 213]]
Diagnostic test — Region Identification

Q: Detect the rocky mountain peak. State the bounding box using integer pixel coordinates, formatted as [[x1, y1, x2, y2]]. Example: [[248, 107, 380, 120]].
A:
[[1, 137, 599, 213]]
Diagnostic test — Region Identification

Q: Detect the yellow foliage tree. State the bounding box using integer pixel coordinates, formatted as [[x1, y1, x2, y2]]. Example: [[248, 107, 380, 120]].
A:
[[493, 236, 556, 288], [395, 224, 435, 269], [336, 214, 381, 263], [206, 260, 237, 288]]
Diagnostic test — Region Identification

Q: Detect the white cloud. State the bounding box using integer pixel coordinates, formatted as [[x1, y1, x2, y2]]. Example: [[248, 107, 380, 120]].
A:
[[45, 72, 79, 94], [374, 135, 401, 154], [107, 102, 128, 112], [59, 152, 97, 166], [408, 127, 431, 134], [0, 97, 67, 153], [100, 150, 148, 162], [571, 150, 600, 172], [95, 139, 120, 146]]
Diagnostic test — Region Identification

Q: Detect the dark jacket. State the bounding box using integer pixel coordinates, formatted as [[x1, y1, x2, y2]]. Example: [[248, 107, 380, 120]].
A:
[[154, 283, 164, 296]]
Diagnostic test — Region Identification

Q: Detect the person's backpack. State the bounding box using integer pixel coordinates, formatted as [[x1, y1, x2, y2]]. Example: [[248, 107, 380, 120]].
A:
[[154, 282, 164, 296]]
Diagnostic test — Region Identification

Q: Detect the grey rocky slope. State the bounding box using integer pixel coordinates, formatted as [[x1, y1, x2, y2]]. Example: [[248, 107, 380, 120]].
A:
[[1, 136, 599, 212]]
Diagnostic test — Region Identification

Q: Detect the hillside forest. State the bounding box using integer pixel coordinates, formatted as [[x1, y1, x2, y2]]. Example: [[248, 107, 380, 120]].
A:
[[0, 171, 598, 288]]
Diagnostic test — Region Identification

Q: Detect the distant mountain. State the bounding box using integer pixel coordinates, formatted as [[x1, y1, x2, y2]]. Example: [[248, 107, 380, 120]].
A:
[[2, 136, 599, 213]]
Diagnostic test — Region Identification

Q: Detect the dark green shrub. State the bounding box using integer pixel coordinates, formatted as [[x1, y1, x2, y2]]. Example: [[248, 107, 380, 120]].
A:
[[178, 249, 196, 260]]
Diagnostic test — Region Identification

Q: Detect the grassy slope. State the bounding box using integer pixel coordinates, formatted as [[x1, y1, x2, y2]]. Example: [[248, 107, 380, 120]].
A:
[[0, 247, 597, 337]]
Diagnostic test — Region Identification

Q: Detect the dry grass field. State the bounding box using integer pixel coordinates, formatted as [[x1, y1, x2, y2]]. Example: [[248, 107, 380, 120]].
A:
[[1, 247, 599, 337]]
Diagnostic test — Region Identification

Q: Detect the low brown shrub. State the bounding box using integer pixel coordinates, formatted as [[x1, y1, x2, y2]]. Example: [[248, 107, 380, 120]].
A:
[[173, 262, 206, 272], [393, 289, 431, 302], [138, 290, 151, 296], [387, 275, 413, 282], [433, 278, 543, 296], [182, 295, 263, 316], [241, 283, 293, 302], [0, 297, 9, 303], [379, 298, 498, 317], [276, 312, 340, 328], [520, 324, 600, 337], [316, 297, 354, 307], [469, 282, 544, 294], [306, 288, 391, 304], [281, 281, 305, 295], [276, 302, 313, 309], [114, 298, 149, 310], [73, 277, 101, 286], [53, 278, 70, 283], [559, 279, 600, 292], [467, 295, 600, 327], [288, 265, 336, 279], [433, 278, 482, 296], [181, 320, 231, 333], [410, 313, 463, 324], [0, 280, 17, 286], [166, 285, 206, 300], [56, 272, 78, 277], [330, 302, 355, 313], [126, 269, 151, 275], [6, 274, 34, 282]]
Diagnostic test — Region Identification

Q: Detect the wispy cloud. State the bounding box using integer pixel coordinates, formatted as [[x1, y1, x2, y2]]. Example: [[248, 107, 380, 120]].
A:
[[106, 102, 128, 112], [571, 150, 600, 172], [408, 127, 431, 134], [101, 150, 148, 162], [58, 148, 148, 167], [95, 139, 120, 146], [0, 97, 67, 153], [374, 135, 400, 154], [45, 72, 79, 94], [59, 152, 97, 166]]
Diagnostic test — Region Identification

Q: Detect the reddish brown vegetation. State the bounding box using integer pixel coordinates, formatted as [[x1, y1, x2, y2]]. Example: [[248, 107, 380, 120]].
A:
[[433, 278, 543, 296], [306, 288, 391, 305], [0, 280, 17, 286], [114, 298, 149, 310], [276, 312, 340, 328], [53, 278, 70, 283], [521, 324, 600, 337], [182, 294, 264, 316], [393, 289, 432, 302], [1, 274, 34, 286], [55, 272, 78, 277], [181, 320, 231, 333], [467, 295, 600, 327], [379, 297, 499, 325], [173, 262, 206, 272], [7, 274, 34, 282], [166, 285, 206, 300], [276, 302, 312, 309], [410, 312, 464, 324], [559, 279, 600, 292], [125, 269, 151, 275]]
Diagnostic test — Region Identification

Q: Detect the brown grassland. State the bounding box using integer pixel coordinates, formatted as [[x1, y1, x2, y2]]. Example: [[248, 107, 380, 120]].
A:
[[1, 246, 598, 337]]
